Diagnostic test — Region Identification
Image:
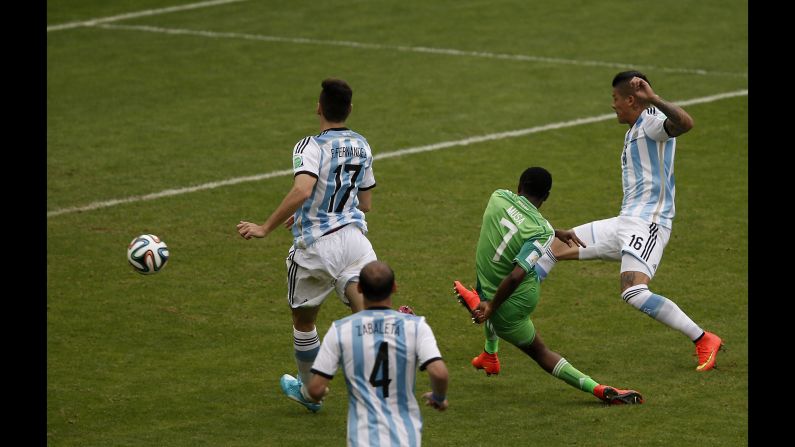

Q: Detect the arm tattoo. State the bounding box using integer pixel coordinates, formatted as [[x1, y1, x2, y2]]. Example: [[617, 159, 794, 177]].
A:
[[652, 97, 692, 137]]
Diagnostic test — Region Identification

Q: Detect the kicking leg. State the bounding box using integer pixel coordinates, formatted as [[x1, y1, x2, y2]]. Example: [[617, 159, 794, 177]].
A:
[[519, 332, 643, 404], [534, 218, 621, 281], [519, 332, 597, 393]]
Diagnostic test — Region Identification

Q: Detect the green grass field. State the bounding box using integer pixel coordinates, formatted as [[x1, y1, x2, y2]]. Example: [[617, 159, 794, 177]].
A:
[[47, 1, 748, 445]]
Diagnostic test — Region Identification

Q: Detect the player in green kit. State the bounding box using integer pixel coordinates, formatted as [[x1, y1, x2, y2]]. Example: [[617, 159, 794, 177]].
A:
[[453, 167, 643, 405]]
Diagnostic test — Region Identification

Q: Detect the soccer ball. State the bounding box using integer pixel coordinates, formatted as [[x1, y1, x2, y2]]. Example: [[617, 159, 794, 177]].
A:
[[127, 234, 169, 274]]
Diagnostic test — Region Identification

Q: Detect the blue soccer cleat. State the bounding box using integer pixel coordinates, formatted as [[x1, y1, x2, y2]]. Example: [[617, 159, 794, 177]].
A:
[[280, 374, 322, 413]]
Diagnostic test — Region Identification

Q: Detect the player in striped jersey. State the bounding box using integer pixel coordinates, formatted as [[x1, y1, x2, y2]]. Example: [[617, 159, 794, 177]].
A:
[[237, 78, 378, 412], [532, 71, 723, 372], [454, 167, 643, 405], [307, 261, 449, 447]]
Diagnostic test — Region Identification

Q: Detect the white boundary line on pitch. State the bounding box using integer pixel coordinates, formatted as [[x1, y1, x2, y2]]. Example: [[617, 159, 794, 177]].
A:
[[47, 89, 747, 218], [46, 0, 249, 32], [95, 23, 747, 78]]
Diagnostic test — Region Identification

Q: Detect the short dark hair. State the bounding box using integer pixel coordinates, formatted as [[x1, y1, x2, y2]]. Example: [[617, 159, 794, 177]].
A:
[[359, 261, 395, 302], [319, 78, 352, 122], [518, 167, 552, 199], [612, 70, 651, 92]]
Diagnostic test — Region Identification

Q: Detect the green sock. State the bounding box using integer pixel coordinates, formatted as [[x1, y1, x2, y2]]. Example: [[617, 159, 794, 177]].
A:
[[551, 358, 598, 394], [484, 320, 499, 354]]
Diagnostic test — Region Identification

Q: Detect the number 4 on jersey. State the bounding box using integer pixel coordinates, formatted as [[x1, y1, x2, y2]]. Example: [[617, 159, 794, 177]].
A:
[[369, 341, 391, 397]]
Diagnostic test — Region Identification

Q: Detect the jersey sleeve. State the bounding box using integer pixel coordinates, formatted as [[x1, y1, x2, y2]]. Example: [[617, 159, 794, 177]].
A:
[[310, 323, 341, 379], [513, 236, 551, 273], [359, 154, 376, 191], [642, 109, 671, 142], [292, 137, 321, 179], [416, 317, 443, 371]]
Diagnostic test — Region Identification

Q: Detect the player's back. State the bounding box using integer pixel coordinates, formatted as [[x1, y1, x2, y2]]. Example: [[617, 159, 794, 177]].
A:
[[475, 189, 554, 299], [332, 309, 432, 446], [291, 128, 376, 248]]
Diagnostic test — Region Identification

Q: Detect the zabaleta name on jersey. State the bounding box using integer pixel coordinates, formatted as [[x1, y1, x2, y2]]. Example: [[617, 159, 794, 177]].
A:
[[356, 320, 401, 336]]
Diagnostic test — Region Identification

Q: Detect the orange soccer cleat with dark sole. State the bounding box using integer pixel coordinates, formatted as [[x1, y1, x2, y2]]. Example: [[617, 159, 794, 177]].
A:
[[593, 384, 644, 405]]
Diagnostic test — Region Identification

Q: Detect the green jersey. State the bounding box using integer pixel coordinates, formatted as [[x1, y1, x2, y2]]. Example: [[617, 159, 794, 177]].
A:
[[475, 189, 554, 302]]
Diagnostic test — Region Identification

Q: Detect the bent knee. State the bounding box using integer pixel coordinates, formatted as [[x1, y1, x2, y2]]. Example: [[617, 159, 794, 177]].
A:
[[620, 271, 650, 293]]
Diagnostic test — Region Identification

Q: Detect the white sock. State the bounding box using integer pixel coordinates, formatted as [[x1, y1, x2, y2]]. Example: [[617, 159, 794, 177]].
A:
[[293, 326, 320, 384], [622, 285, 703, 341]]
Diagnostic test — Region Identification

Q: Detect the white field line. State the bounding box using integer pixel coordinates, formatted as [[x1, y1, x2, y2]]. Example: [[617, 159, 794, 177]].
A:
[[47, 89, 747, 218], [96, 23, 747, 78], [46, 0, 249, 32]]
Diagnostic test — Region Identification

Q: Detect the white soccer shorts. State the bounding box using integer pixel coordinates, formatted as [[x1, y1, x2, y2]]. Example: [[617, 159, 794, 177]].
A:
[[285, 225, 377, 308], [573, 215, 671, 279]]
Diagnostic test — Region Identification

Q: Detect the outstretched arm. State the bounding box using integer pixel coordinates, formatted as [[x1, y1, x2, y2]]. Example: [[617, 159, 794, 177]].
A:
[[237, 174, 316, 239], [629, 76, 694, 137]]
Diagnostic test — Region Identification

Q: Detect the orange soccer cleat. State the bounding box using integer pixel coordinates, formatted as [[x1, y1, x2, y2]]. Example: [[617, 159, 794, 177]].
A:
[[471, 351, 501, 376], [695, 331, 723, 372], [453, 281, 481, 317], [593, 384, 644, 405]]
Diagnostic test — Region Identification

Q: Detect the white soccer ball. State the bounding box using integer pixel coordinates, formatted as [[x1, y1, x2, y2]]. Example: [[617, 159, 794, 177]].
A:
[[127, 234, 169, 274]]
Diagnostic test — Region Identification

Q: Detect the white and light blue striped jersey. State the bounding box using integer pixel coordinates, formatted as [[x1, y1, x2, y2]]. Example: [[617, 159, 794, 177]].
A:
[[619, 107, 677, 229], [291, 128, 376, 249], [311, 308, 443, 447]]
